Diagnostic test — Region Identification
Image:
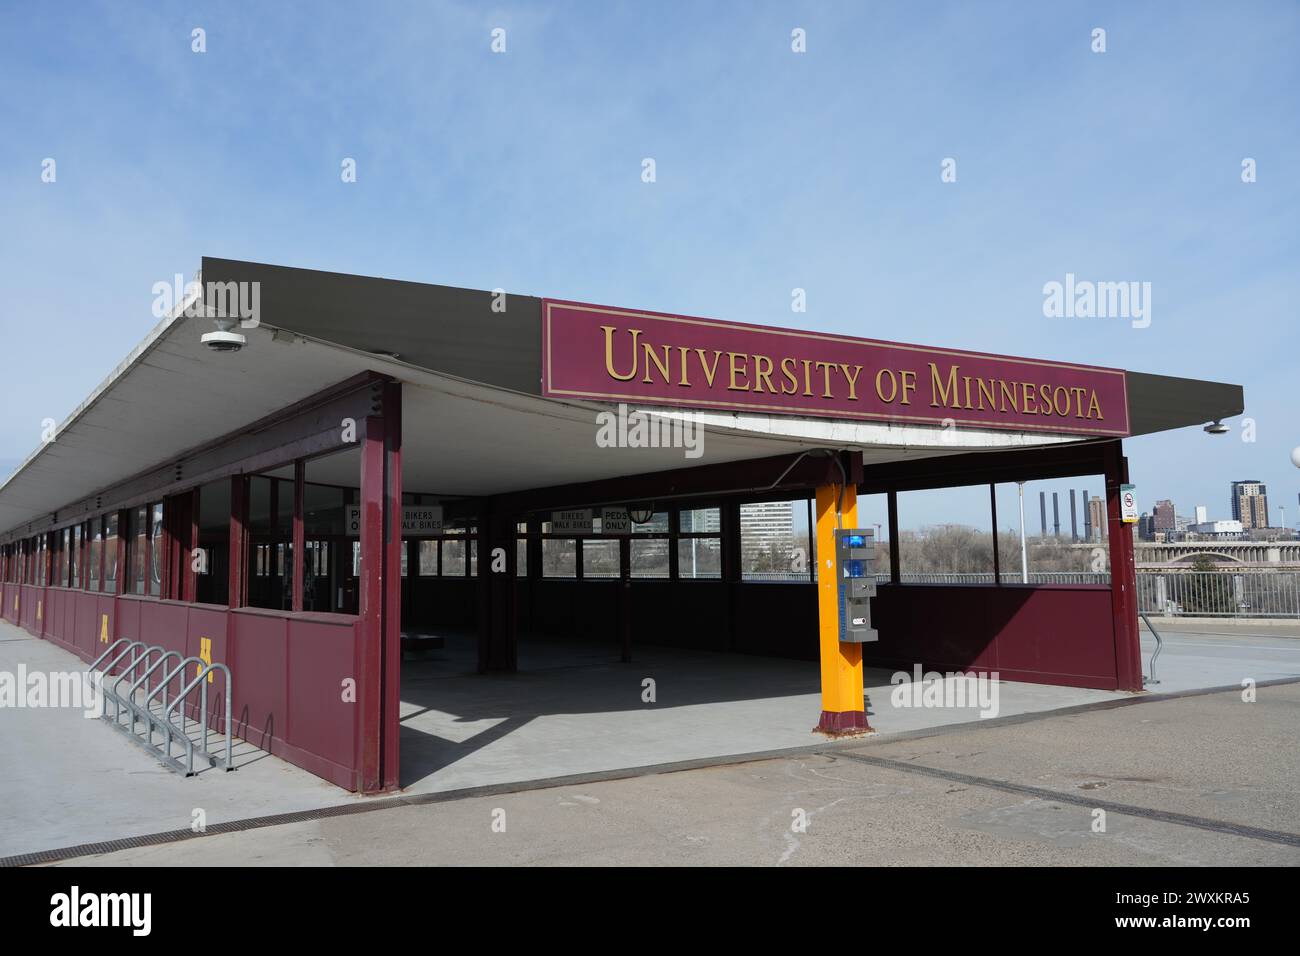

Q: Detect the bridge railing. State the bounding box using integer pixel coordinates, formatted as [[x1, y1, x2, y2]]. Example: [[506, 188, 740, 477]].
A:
[[1135, 569, 1300, 618]]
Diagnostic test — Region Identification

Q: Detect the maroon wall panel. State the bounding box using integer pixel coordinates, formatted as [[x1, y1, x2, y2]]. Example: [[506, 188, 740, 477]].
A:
[[867, 584, 1119, 689], [229, 611, 288, 754], [287, 616, 359, 786]]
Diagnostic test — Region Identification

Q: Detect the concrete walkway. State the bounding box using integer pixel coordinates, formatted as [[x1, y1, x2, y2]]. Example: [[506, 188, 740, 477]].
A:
[[2, 617, 1298, 860], [54, 681, 1300, 866]]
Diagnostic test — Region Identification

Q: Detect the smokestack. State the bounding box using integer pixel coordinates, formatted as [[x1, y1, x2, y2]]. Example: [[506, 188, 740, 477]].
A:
[[1082, 490, 1091, 540], [1052, 492, 1061, 538], [1069, 490, 1078, 542], [1039, 492, 1047, 537]]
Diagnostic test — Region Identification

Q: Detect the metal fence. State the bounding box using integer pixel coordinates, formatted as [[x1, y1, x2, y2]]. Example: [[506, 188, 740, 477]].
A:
[[1135, 570, 1300, 619]]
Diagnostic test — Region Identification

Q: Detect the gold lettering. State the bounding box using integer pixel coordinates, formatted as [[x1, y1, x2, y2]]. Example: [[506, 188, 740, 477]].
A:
[[839, 364, 862, 401], [779, 357, 799, 395], [727, 352, 749, 391], [814, 360, 834, 398], [695, 348, 722, 387], [1087, 390, 1103, 419], [602, 326, 640, 382], [900, 370, 917, 405], [1038, 383, 1052, 414], [642, 342, 671, 385], [753, 355, 775, 394], [676, 346, 691, 386], [875, 368, 898, 403], [929, 362, 959, 408], [977, 378, 996, 412], [801, 359, 813, 397], [1052, 386, 1069, 416], [999, 380, 1018, 413]]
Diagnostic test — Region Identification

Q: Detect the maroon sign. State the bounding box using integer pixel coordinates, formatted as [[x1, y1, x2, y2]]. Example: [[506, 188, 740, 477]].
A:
[[542, 300, 1130, 436]]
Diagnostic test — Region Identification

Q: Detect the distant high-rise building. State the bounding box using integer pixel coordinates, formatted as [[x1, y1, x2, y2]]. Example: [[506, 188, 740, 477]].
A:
[[739, 500, 794, 556], [1087, 498, 1107, 541], [1230, 480, 1269, 530], [1153, 499, 1176, 533], [1195, 505, 1208, 524]]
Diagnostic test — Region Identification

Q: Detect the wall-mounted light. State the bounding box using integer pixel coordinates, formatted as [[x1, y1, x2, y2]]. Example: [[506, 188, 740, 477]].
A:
[[628, 504, 655, 524], [1204, 420, 1229, 435]]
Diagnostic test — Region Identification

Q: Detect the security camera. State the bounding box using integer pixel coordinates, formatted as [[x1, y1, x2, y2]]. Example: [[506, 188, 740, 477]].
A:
[[201, 316, 247, 353], [1203, 420, 1229, 435]]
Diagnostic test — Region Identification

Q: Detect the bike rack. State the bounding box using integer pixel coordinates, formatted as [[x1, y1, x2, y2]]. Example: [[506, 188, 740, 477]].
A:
[[86, 641, 236, 777], [1139, 612, 1163, 686]]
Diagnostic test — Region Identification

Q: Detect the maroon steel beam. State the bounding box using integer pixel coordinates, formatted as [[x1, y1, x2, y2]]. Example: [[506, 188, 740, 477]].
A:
[[358, 414, 386, 792], [185, 488, 199, 601], [860, 440, 1112, 494], [381, 380, 402, 791], [228, 477, 248, 608], [1104, 442, 1142, 691], [292, 461, 305, 613], [494, 451, 851, 516]]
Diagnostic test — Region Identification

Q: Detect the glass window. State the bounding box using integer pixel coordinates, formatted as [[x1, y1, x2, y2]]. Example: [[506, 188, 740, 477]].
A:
[[582, 539, 620, 578], [541, 536, 577, 578], [418, 540, 438, 576], [89, 520, 102, 591], [896, 485, 995, 580], [196, 481, 230, 605], [740, 498, 808, 582], [59, 528, 70, 586], [992, 477, 1110, 583], [629, 511, 669, 579], [442, 531, 468, 576], [516, 522, 528, 577], [148, 502, 163, 596], [678, 506, 722, 580], [248, 475, 291, 610], [104, 514, 118, 591], [71, 524, 83, 588], [131, 506, 147, 594]]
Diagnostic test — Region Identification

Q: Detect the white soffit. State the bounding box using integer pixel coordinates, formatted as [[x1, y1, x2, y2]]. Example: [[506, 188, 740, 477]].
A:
[[0, 314, 1094, 532]]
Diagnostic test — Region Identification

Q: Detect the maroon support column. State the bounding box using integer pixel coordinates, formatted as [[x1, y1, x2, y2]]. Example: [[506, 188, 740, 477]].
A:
[[292, 460, 305, 612], [358, 380, 402, 792], [1104, 441, 1142, 691], [227, 478, 248, 608], [478, 504, 519, 673]]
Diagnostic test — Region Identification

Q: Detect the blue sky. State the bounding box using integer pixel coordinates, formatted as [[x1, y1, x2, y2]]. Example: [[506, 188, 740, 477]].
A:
[[1, 1, 1297, 530]]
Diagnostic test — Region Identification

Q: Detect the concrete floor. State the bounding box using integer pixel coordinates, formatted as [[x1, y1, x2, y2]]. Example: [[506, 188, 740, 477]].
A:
[[2, 616, 1298, 860], [55, 681, 1300, 866]]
